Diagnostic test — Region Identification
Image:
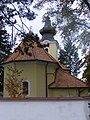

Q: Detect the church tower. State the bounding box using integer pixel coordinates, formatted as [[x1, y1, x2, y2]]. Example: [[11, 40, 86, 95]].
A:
[[40, 16, 59, 60]]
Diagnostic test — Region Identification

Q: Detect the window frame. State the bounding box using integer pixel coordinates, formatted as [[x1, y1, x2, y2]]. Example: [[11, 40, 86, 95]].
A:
[[22, 80, 30, 96]]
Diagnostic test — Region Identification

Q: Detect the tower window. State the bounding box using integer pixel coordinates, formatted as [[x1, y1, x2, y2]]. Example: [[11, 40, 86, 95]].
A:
[[22, 80, 30, 96]]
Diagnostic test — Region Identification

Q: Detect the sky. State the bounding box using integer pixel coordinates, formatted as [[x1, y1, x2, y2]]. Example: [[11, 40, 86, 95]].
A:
[[6, 1, 63, 46], [22, 1, 61, 44]]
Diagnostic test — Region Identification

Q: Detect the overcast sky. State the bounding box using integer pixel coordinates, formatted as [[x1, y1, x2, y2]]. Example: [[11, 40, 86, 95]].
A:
[[26, 1, 61, 44]]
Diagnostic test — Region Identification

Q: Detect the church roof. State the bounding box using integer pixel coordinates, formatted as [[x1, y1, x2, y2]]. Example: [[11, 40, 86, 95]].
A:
[[2, 39, 58, 64], [49, 68, 88, 88], [2, 33, 88, 89]]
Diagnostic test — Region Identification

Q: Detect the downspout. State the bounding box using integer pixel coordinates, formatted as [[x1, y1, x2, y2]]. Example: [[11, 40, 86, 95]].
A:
[[45, 62, 48, 98]]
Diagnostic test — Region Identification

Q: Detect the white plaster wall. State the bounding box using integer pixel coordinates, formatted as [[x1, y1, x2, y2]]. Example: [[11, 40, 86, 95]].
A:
[[0, 99, 90, 120]]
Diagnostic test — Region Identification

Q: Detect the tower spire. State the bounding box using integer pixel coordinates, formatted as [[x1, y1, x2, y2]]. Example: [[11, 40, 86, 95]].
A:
[[40, 16, 59, 60], [40, 16, 56, 41]]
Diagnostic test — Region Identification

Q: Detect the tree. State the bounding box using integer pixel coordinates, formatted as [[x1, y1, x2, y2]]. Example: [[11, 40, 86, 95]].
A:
[[83, 53, 90, 95], [5, 64, 23, 97], [34, 0, 90, 52], [34, 0, 90, 13], [0, 30, 12, 62], [59, 38, 82, 77], [0, 18, 12, 94], [0, 0, 36, 42], [83, 53, 90, 83]]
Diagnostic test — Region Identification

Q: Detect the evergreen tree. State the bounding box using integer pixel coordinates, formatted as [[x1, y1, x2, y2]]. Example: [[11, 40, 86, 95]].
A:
[[83, 53, 90, 83], [59, 39, 82, 77], [0, 0, 36, 43], [34, 0, 90, 52], [0, 30, 11, 61], [0, 19, 12, 94], [83, 53, 90, 95]]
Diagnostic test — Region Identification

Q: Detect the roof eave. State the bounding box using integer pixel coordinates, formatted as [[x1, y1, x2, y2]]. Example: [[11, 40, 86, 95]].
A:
[[1, 59, 58, 66]]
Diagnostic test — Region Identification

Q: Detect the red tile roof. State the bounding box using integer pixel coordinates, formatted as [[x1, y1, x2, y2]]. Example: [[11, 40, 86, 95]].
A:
[[2, 40, 58, 64], [2, 37, 87, 89], [49, 68, 88, 88]]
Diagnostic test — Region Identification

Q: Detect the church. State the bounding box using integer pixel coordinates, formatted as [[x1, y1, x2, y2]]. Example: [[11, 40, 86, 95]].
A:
[[2, 17, 88, 97]]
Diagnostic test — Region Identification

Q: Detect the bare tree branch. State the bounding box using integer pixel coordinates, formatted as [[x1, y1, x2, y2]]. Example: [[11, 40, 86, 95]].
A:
[[10, 2, 30, 31], [76, 22, 90, 29], [83, 0, 90, 11]]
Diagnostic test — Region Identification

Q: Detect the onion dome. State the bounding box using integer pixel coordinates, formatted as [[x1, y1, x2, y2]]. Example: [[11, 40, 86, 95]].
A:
[[40, 16, 56, 41]]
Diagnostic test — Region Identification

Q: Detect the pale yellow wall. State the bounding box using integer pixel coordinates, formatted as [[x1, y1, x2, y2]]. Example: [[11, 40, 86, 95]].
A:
[[3, 63, 37, 97], [36, 63, 57, 97], [3, 62, 56, 97], [35, 63, 46, 97], [4, 67, 9, 97], [19, 63, 37, 97], [49, 43, 58, 60], [3, 62, 88, 98], [48, 88, 88, 97], [79, 89, 88, 96], [47, 64, 56, 85]]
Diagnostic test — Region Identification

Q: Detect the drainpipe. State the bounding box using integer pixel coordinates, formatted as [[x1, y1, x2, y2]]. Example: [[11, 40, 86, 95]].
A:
[[45, 62, 48, 98]]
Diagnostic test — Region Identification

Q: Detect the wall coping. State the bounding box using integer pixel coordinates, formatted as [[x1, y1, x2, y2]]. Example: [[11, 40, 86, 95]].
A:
[[0, 96, 90, 101]]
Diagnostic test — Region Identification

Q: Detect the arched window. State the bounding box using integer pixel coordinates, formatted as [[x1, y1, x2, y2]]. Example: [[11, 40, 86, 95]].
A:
[[22, 80, 30, 96]]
